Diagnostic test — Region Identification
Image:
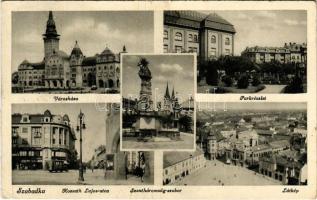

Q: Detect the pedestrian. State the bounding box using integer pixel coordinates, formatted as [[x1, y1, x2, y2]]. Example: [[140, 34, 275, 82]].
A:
[[140, 161, 146, 182]]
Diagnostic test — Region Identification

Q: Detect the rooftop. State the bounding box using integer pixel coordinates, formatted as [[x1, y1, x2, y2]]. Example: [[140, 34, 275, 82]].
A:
[[163, 148, 204, 168], [164, 11, 235, 33]]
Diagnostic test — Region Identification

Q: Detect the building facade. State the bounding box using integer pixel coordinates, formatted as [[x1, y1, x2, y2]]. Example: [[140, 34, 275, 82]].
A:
[[163, 148, 206, 185], [163, 11, 235, 62], [15, 11, 124, 92], [12, 110, 77, 170], [241, 42, 307, 64]]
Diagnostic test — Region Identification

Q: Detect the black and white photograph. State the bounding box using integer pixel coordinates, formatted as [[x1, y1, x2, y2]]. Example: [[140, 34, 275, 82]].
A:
[[163, 10, 307, 94], [11, 11, 154, 94], [12, 103, 154, 185], [163, 102, 307, 186], [121, 54, 195, 150]]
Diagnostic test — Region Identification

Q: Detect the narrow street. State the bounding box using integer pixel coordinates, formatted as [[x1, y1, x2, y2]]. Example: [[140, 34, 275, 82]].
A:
[[257, 85, 287, 93], [173, 160, 281, 186]]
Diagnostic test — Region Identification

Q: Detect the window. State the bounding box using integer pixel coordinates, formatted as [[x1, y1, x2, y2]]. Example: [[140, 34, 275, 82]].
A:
[[164, 30, 168, 40], [19, 151, 27, 156], [188, 47, 197, 53], [225, 37, 230, 45], [188, 34, 193, 42], [210, 48, 217, 56], [22, 127, 28, 133], [32, 127, 42, 145], [12, 127, 19, 137], [194, 35, 198, 42], [175, 32, 183, 41], [22, 116, 28, 123], [165, 169, 168, 175], [225, 49, 230, 56], [175, 46, 183, 53], [211, 35, 216, 43], [163, 45, 168, 53], [12, 138, 18, 144]]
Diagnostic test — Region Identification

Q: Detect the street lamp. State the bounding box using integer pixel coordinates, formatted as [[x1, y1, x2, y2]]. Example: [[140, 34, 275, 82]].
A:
[[76, 110, 86, 182]]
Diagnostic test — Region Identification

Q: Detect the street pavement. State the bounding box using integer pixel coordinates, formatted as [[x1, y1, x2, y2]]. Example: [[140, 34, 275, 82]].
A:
[[12, 169, 152, 185], [173, 160, 281, 186], [257, 85, 287, 93], [122, 132, 194, 150]]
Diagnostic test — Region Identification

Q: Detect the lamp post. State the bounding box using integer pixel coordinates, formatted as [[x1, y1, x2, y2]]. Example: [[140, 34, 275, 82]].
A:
[[77, 110, 86, 182]]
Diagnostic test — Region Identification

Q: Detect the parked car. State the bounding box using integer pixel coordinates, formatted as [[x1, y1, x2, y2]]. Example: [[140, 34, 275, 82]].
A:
[[91, 85, 97, 90], [48, 160, 69, 172]]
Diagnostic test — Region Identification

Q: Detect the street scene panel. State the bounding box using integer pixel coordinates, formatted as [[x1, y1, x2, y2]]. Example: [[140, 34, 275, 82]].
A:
[[12, 103, 154, 185], [163, 102, 307, 185], [122, 54, 195, 150], [163, 10, 307, 94], [12, 11, 154, 94]]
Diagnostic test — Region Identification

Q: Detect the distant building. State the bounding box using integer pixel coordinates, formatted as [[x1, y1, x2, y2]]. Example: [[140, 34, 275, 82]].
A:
[[12, 110, 77, 170], [241, 42, 307, 64], [163, 11, 235, 62], [259, 152, 307, 185], [163, 148, 206, 185], [14, 11, 124, 92]]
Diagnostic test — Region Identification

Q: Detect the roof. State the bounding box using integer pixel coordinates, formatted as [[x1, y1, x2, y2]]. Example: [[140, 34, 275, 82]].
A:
[[100, 47, 115, 56], [71, 41, 83, 57], [269, 139, 290, 149], [163, 148, 204, 168], [19, 60, 45, 70], [164, 11, 235, 33], [82, 56, 97, 66]]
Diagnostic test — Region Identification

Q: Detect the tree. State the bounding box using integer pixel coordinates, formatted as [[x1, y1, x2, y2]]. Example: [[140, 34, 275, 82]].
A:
[[204, 60, 219, 86], [237, 75, 249, 89], [179, 115, 193, 132], [222, 75, 233, 87], [252, 76, 261, 86], [12, 72, 19, 85]]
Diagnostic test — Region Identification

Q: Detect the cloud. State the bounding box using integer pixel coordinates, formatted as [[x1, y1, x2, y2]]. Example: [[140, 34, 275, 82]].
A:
[[61, 17, 136, 46], [159, 63, 184, 75], [255, 11, 277, 19]]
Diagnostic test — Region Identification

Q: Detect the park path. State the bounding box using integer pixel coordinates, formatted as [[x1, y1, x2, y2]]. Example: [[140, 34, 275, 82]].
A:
[[258, 85, 287, 93]]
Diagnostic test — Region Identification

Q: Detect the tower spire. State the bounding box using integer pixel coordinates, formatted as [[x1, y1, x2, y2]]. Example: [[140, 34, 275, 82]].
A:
[[43, 11, 59, 38], [171, 87, 175, 99], [164, 82, 170, 99]]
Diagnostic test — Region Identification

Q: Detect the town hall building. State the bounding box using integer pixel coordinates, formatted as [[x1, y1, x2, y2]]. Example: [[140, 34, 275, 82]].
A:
[[15, 11, 124, 92]]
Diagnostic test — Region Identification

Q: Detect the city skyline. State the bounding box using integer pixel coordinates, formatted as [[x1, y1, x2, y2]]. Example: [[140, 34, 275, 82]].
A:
[[12, 11, 154, 72], [197, 102, 307, 111], [122, 55, 195, 104], [208, 10, 307, 55], [12, 103, 113, 162]]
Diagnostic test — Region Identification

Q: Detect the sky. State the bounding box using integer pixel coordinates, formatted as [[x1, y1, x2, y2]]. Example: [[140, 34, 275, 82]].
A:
[[207, 10, 307, 55], [12, 11, 154, 72], [12, 103, 117, 162], [122, 55, 195, 104], [197, 102, 307, 112]]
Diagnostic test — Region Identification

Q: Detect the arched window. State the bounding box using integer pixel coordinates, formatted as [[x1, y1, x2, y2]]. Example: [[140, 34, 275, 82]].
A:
[[225, 37, 230, 45], [164, 30, 168, 39], [194, 35, 198, 42], [175, 32, 183, 41], [211, 35, 216, 43], [188, 34, 193, 42]]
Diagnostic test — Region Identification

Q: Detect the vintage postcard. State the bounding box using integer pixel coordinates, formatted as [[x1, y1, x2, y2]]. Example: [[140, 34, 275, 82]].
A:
[[1, 1, 316, 199]]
